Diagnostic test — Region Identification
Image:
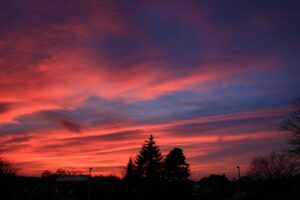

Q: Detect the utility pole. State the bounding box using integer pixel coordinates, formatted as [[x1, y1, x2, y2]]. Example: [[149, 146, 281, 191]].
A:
[[236, 166, 241, 180], [89, 167, 93, 177], [88, 167, 93, 200]]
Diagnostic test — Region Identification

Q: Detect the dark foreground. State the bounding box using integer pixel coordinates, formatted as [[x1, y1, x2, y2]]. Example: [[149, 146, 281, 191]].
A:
[[1, 174, 300, 200]]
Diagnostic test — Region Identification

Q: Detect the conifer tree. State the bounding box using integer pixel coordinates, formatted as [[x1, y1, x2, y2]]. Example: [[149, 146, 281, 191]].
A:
[[124, 157, 136, 180], [135, 135, 163, 179]]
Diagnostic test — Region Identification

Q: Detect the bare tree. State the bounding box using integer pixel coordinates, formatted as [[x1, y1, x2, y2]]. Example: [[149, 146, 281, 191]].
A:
[[247, 151, 300, 180], [280, 98, 300, 156], [0, 155, 18, 176]]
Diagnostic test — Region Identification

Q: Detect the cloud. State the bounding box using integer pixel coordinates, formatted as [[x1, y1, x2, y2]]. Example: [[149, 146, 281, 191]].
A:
[[0, 102, 12, 114], [0, 109, 86, 135], [187, 135, 285, 178], [60, 119, 83, 133], [1, 135, 31, 145], [0, 0, 299, 178]]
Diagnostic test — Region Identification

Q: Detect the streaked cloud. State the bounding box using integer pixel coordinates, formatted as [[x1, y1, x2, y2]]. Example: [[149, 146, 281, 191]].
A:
[[0, 0, 299, 179]]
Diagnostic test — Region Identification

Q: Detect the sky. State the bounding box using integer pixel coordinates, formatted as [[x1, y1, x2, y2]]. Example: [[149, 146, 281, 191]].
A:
[[0, 0, 299, 179]]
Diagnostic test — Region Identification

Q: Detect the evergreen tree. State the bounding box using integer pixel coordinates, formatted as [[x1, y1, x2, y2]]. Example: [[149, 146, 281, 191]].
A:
[[135, 135, 163, 179], [162, 147, 190, 181], [124, 157, 136, 180]]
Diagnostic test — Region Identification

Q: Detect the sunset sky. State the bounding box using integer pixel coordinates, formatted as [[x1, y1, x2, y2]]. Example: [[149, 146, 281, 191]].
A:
[[0, 0, 299, 179]]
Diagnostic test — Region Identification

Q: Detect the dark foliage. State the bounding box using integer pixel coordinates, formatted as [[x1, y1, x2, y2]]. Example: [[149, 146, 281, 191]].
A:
[[162, 147, 190, 181]]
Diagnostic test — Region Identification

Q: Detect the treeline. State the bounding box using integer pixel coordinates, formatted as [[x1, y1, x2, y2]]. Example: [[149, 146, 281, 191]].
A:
[[1, 98, 300, 200], [41, 168, 83, 177], [34, 134, 190, 181]]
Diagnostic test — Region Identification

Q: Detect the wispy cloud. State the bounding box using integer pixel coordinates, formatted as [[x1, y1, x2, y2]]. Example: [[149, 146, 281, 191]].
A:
[[0, 0, 299, 178]]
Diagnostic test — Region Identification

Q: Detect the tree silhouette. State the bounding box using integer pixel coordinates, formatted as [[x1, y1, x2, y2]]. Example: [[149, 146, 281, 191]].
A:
[[0, 155, 17, 176], [162, 147, 190, 181], [41, 170, 53, 178], [135, 135, 163, 179], [247, 151, 299, 180], [124, 157, 136, 180], [55, 168, 82, 176], [281, 97, 300, 156]]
